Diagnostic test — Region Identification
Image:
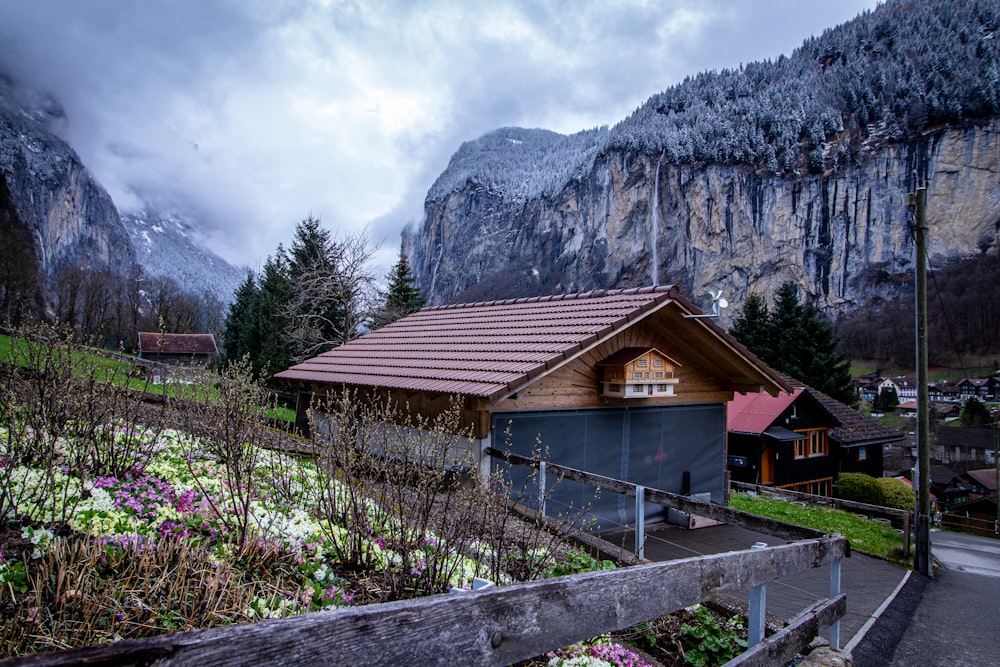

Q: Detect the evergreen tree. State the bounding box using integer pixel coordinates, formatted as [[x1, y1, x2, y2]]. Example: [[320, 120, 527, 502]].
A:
[[960, 396, 991, 428], [873, 386, 900, 413], [728, 291, 771, 360], [373, 248, 425, 328], [729, 282, 857, 406], [221, 216, 378, 377]]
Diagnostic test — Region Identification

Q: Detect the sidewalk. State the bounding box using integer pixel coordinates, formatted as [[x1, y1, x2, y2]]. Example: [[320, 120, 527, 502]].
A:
[[601, 522, 910, 646]]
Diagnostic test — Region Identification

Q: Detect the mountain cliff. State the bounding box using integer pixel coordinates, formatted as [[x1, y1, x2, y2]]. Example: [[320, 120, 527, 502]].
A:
[[0, 72, 242, 314], [0, 74, 137, 288], [120, 206, 245, 306], [405, 0, 1000, 319]]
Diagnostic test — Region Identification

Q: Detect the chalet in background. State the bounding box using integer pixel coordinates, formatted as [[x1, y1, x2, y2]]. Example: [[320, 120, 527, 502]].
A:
[[137, 332, 218, 367], [727, 378, 902, 497], [276, 286, 789, 529]]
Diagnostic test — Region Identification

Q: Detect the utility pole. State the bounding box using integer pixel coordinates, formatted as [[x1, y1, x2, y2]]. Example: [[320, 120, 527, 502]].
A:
[[994, 409, 998, 534], [912, 187, 931, 576]]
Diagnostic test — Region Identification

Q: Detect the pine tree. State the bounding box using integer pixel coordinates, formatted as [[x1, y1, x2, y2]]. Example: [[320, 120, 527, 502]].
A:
[[729, 282, 857, 406], [873, 386, 900, 413], [373, 248, 425, 328], [729, 291, 771, 360]]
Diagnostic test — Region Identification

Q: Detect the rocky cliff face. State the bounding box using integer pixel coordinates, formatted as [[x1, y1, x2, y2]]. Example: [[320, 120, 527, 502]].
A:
[[0, 76, 137, 287], [406, 121, 1000, 320]]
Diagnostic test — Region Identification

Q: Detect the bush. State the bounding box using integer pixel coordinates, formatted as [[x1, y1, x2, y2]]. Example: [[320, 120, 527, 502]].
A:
[[874, 477, 915, 511], [836, 473, 883, 506], [837, 472, 914, 511]]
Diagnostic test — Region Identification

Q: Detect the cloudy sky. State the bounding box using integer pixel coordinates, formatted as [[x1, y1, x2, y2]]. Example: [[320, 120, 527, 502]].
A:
[[0, 0, 877, 275]]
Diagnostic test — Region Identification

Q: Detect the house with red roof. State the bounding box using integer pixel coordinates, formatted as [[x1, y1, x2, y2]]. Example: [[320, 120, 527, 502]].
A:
[[727, 377, 902, 496], [276, 286, 789, 527]]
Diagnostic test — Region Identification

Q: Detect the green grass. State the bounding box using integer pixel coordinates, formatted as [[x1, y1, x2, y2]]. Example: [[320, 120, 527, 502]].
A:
[[0, 332, 216, 403], [728, 492, 909, 563]]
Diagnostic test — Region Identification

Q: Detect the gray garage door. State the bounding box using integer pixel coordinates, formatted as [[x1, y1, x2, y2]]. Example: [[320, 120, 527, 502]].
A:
[[490, 403, 725, 533]]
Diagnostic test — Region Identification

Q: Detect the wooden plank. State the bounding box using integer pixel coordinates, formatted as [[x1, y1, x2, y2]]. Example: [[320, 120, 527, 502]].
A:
[[489, 449, 834, 544], [2, 539, 846, 667], [724, 594, 847, 667]]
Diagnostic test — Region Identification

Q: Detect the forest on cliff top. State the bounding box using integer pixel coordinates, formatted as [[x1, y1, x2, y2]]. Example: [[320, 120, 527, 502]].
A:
[[430, 0, 1000, 202]]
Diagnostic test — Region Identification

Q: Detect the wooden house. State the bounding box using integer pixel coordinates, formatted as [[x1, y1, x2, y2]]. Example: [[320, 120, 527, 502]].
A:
[[275, 286, 789, 529], [727, 377, 901, 496], [137, 332, 218, 367]]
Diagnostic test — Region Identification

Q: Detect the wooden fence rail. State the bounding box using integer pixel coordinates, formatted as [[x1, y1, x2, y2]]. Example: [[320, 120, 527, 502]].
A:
[[487, 448, 835, 544], [0, 536, 848, 667], [940, 512, 1000, 539]]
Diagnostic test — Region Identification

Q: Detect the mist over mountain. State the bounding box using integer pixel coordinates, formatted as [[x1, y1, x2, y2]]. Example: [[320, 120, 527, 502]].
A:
[[406, 0, 1000, 321], [0, 69, 243, 322]]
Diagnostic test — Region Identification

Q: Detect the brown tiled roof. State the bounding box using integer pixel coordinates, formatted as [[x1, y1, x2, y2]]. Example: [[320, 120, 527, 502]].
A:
[[779, 373, 904, 447], [138, 332, 218, 356], [275, 286, 789, 402]]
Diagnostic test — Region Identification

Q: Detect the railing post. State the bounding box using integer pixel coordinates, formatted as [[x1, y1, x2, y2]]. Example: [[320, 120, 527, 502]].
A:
[[748, 542, 768, 647], [635, 485, 645, 560], [903, 512, 911, 557], [539, 461, 547, 518], [830, 549, 842, 650]]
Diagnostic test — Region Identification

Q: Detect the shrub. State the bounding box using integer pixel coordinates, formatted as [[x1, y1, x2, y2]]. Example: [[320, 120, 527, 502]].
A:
[[874, 477, 915, 511], [835, 472, 883, 506]]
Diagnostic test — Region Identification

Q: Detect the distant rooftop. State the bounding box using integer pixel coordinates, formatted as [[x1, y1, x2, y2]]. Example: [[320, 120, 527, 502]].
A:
[[138, 332, 218, 356]]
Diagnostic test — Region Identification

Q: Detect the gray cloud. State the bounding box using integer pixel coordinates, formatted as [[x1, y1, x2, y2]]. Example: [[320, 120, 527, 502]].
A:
[[0, 0, 877, 274]]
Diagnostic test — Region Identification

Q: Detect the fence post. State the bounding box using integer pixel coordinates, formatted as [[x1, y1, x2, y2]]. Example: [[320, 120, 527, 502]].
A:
[[903, 512, 910, 557], [748, 542, 768, 647], [635, 485, 645, 560], [539, 461, 547, 518], [829, 547, 842, 650]]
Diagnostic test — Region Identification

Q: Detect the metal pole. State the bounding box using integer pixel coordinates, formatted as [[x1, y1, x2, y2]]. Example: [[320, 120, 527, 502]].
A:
[[913, 187, 931, 577], [748, 542, 768, 647], [830, 554, 842, 650], [994, 410, 998, 532], [538, 461, 546, 518], [635, 485, 645, 560]]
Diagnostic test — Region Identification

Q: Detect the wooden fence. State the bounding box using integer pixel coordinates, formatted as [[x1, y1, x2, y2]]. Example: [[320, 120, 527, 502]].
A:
[[1, 536, 847, 667], [730, 480, 911, 556], [0, 443, 849, 666], [941, 512, 1000, 539], [485, 449, 849, 653]]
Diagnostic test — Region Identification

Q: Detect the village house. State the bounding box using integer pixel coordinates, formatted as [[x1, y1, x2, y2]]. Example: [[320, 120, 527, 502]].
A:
[[958, 377, 996, 402], [928, 382, 962, 403], [931, 427, 998, 467], [275, 286, 789, 529], [853, 375, 881, 402], [727, 377, 901, 496], [137, 332, 218, 367], [877, 376, 917, 401]]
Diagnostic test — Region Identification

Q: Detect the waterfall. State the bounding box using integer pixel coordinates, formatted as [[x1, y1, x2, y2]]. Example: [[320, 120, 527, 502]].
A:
[[651, 158, 661, 286]]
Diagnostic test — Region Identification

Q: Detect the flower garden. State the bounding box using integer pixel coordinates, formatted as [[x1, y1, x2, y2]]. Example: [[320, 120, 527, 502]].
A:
[[0, 326, 748, 666]]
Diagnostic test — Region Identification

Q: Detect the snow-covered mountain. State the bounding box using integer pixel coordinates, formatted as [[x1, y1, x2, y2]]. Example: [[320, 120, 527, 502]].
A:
[[120, 206, 245, 306], [406, 0, 1000, 318], [0, 68, 244, 311]]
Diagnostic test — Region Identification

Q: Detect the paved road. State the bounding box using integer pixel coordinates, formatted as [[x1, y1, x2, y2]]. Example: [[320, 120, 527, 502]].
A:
[[855, 530, 1000, 666], [602, 523, 909, 646], [931, 529, 1000, 577], [888, 568, 1000, 665]]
